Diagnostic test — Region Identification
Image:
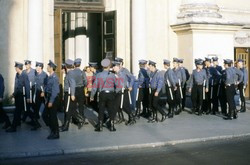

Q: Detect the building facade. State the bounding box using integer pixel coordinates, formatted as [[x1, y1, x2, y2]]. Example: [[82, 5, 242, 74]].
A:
[[1, 0, 250, 97]]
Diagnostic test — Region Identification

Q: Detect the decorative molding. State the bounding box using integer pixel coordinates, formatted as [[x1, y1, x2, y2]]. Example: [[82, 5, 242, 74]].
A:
[[235, 32, 250, 45]]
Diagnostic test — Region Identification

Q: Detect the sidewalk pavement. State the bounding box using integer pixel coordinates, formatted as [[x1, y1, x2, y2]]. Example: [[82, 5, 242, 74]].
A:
[[1, 101, 250, 160]]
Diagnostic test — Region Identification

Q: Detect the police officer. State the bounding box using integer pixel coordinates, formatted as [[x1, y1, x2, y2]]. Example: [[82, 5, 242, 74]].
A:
[[115, 57, 135, 121], [60, 59, 85, 132], [0, 74, 11, 129], [148, 60, 167, 122], [90, 59, 116, 132], [113, 61, 136, 125], [163, 60, 177, 119], [73, 58, 88, 124], [42, 60, 60, 139], [136, 60, 150, 118], [178, 59, 190, 110], [31, 62, 48, 130], [6, 62, 30, 132], [223, 59, 238, 120], [173, 58, 186, 115], [203, 57, 221, 115], [188, 59, 208, 115], [22, 60, 36, 123], [236, 59, 248, 113], [212, 57, 223, 74]]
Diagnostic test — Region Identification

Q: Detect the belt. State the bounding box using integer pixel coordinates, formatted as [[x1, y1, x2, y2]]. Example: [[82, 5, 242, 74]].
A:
[[195, 83, 203, 86], [101, 90, 114, 94], [226, 84, 234, 87]]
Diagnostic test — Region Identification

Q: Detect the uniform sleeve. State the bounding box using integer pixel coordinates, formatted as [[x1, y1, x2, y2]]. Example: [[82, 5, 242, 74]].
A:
[[156, 73, 164, 93], [187, 72, 194, 89], [49, 76, 60, 103], [181, 69, 187, 86], [43, 74, 48, 90], [126, 70, 135, 88], [68, 72, 76, 96], [24, 74, 30, 99], [238, 69, 243, 83], [0, 75, 4, 98]]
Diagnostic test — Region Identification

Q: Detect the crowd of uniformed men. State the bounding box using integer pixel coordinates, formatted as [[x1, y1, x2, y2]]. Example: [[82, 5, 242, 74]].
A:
[[0, 56, 248, 139]]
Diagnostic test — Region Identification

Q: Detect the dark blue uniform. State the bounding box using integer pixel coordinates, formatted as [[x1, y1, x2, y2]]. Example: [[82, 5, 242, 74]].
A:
[[91, 68, 116, 131], [164, 68, 177, 118], [33, 71, 48, 119], [188, 68, 208, 115], [42, 72, 60, 138], [224, 66, 237, 120], [9, 71, 30, 131], [148, 69, 166, 122], [136, 67, 150, 117], [0, 74, 11, 129], [238, 67, 248, 112]]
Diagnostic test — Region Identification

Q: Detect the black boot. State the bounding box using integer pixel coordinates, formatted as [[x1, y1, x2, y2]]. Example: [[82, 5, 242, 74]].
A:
[[6, 126, 17, 132], [31, 119, 41, 131], [95, 121, 103, 132], [59, 120, 69, 132], [233, 109, 238, 119], [198, 107, 202, 116], [224, 110, 233, 120], [110, 120, 116, 132], [47, 130, 59, 140], [126, 114, 136, 125], [240, 102, 246, 113], [168, 108, 174, 118], [2, 118, 11, 129], [161, 113, 167, 122]]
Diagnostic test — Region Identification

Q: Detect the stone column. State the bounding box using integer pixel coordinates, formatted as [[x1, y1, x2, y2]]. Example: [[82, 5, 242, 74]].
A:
[[28, 0, 43, 64], [65, 12, 76, 60], [75, 13, 88, 68], [132, 0, 146, 77]]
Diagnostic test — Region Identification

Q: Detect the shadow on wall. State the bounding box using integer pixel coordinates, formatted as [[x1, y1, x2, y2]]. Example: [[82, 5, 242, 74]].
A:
[[0, 0, 14, 105]]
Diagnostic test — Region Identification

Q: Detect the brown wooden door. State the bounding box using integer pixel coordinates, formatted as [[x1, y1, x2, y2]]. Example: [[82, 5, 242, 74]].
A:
[[102, 11, 116, 60], [54, 9, 63, 84], [235, 48, 250, 98]]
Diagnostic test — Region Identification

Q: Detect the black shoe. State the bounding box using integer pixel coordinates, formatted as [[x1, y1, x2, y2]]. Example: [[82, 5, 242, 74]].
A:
[[59, 121, 69, 132], [2, 121, 11, 129], [26, 120, 35, 126], [234, 110, 238, 119], [161, 114, 167, 122], [6, 126, 16, 132], [47, 131, 59, 140], [31, 122, 41, 131], [109, 120, 116, 132], [148, 118, 156, 123], [95, 121, 103, 132]]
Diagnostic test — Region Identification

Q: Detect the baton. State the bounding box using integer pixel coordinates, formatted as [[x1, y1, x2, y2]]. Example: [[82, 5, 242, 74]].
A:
[[23, 87, 27, 112], [66, 88, 70, 113], [128, 90, 132, 105], [30, 82, 32, 104], [33, 83, 36, 103], [203, 80, 206, 100], [149, 84, 152, 94], [97, 92, 100, 102], [40, 86, 47, 104], [179, 79, 183, 99], [120, 88, 125, 109], [136, 88, 139, 101], [210, 79, 214, 99], [167, 79, 173, 100], [243, 86, 246, 97]]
